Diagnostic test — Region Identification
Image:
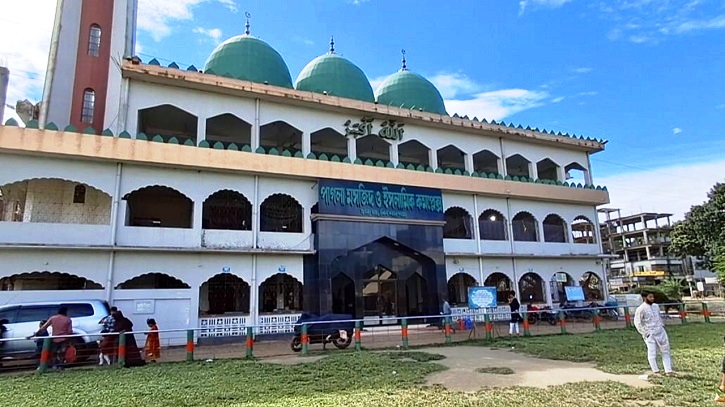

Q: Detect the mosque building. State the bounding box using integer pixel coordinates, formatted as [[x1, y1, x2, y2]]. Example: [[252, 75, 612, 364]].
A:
[[0, 1, 609, 343]]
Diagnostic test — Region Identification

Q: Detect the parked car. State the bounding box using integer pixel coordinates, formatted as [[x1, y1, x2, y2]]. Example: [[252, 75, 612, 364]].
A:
[[0, 300, 111, 362]]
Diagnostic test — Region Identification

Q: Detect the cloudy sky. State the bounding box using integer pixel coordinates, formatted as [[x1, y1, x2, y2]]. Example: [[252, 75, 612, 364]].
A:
[[1, 0, 723, 220]]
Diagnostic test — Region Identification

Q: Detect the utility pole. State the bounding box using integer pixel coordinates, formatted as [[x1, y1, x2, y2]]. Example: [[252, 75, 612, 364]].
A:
[[0, 66, 9, 124]]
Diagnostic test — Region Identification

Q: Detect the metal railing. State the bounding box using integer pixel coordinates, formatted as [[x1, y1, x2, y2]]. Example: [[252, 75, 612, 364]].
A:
[[0, 301, 715, 374]]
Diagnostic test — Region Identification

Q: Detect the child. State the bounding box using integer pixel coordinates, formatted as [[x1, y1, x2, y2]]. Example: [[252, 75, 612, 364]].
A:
[[144, 318, 160, 362]]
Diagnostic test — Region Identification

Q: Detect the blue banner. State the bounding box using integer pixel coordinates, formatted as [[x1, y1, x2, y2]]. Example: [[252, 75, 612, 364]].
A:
[[564, 286, 585, 301], [317, 179, 444, 221], [468, 286, 498, 309]]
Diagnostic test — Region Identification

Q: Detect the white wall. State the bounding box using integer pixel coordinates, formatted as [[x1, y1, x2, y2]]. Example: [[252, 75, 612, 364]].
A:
[[113, 288, 191, 347], [46, 0, 82, 127]]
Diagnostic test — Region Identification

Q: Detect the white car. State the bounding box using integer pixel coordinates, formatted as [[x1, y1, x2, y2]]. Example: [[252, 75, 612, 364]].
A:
[[0, 300, 111, 362]]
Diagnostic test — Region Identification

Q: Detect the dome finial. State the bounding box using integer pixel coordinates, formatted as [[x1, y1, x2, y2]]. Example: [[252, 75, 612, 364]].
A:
[[244, 11, 251, 35], [329, 36, 335, 54], [401, 49, 407, 71]]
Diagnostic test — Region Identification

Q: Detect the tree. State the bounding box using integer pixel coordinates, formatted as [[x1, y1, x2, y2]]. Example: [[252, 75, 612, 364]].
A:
[[669, 183, 725, 281]]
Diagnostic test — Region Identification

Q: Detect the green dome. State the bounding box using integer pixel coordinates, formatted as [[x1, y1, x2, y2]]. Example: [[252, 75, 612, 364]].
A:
[[295, 53, 374, 102], [375, 70, 447, 115], [204, 34, 293, 88]]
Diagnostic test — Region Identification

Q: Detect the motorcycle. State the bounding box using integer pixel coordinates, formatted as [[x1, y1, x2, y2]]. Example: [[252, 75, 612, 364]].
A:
[[290, 313, 354, 352], [526, 305, 558, 325]]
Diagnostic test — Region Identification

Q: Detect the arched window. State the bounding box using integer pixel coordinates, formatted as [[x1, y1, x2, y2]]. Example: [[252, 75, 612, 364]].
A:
[[260, 194, 303, 233], [512, 212, 538, 242], [484, 272, 513, 304], [73, 184, 87, 204], [543, 214, 568, 243], [479, 209, 507, 240], [572, 216, 596, 244], [88, 24, 102, 57], [518, 273, 545, 303], [443, 207, 472, 239], [581, 272, 604, 301], [81, 89, 95, 123], [202, 190, 252, 231], [447, 273, 476, 306]]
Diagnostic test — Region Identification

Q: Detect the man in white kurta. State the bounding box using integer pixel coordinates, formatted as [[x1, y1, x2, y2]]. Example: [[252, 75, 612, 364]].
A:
[[634, 291, 674, 376]]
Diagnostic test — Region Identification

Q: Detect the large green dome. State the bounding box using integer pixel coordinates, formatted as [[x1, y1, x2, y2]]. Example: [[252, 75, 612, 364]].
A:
[[375, 70, 447, 115], [204, 34, 293, 88], [295, 52, 374, 102]]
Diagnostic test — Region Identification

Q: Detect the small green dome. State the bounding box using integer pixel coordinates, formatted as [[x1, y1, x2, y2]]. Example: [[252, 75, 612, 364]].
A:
[[295, 52, 374, 102], [375, 70, 447, 115], [204, 34, 293, 88]]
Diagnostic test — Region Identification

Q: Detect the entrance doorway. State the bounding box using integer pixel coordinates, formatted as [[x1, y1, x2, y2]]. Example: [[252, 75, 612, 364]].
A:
[[331, 273, 355, 315], [362, 265, 398, 318]]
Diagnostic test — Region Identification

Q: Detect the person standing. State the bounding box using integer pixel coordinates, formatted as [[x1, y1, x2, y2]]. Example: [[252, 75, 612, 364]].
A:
[[634, 291, 675, 377], [508, 293, 522, 336], [144, 318, 160, 362], [31, 306, 72, 370]]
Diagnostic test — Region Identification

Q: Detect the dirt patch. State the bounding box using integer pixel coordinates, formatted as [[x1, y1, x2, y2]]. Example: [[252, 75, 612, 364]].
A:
[[262, 355, 326, 365], [416, 346, 653, 392]]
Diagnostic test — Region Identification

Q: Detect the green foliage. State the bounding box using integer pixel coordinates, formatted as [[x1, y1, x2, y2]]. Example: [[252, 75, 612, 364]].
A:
[[658, 278, 685, 300], [475, 367, 515, 375], [670, 183, 725, 278], [631, 285, 679, 302]]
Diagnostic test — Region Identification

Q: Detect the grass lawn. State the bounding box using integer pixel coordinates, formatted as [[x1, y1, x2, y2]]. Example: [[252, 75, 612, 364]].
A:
[[1, 324, 722, 406]]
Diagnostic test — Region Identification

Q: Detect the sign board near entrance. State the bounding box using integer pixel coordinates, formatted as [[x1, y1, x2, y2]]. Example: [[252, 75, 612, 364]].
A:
[[318, 179, 444, 221], [468, 287, 497, 309]]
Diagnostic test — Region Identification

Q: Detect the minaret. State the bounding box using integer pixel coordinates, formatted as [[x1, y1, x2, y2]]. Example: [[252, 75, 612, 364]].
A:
[[41, 0, 138, 134]]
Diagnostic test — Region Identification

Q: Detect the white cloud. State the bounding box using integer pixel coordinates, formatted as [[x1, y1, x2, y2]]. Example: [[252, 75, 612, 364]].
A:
[[717, 104, 725, 109], [429, 72, 483, 99], [673, 14, 725, 33], [0, 1, 55, 104], [368, 75, 387, 91], [519, 0, 572, 15], [552, 96, 565, 103], [217, 0, 238, 13], [672, 127, 682, 135], [597, 159, 725, 221], [572, 67, 592, 73], [577, 91, 598, 96], [193, 27, 223, 43], [445, 89, 549, 121], [137, 0, 205, 41]]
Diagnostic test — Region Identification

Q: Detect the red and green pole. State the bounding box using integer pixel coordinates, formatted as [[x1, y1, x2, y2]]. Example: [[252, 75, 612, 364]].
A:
[[401, 318, 409, 350], [559, 311, 567, 335], [624, 307, 633, 328], [186, 330, 194, 361], [522, 312, 531, 337], [37, 337, 52, 373], [354, 320, 362, 351], [118, 333, 127, 367], [301, 324, 309, 356], [679, 303, 688, 324], [593, 309, 602, 332], [703, 302, 712, 323], [444, 316, 452, 345], [245, 327, 254, 359], [484, 313, 493, 341]]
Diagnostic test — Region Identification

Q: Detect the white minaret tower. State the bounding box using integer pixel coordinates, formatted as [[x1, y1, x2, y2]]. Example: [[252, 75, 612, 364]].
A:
[[40, 0, 138, 134]]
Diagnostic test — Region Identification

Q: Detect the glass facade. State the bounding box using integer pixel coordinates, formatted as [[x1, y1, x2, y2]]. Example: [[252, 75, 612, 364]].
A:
[[304, 219, 446, 322]]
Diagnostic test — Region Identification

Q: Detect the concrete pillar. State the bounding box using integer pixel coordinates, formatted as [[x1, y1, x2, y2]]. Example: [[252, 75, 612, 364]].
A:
[[557, 166, 566, 182], [527, 162, 535, 179], [390, 142, 399, 166], [430, 149, 438, 170], [302, 130, 311, 157], [464, 153, 473, 174], [0, 67, 8, 124], [497, 156, 505, 176], [348, 136, 356, 161]]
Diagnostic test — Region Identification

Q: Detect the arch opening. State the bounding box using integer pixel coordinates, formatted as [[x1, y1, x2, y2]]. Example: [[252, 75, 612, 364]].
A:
[[484, 272, 513, 304], [479, 209, 507, 241], [138, 104, 198, 144], [519, 272, 545, 303], [259, 273, 303, 313], [551, 272, 575, 304], [581, 272, 604, 301], [536, 158, 560, 181], [473, 149, 500, 175], [356, 135, 390, 164], [0, 179, 111, 224], [1, 272, 103, 291], [506, 154, 531, 178], [199, 274, 250, 315], [543, 214, 568, 243], [572, 216, 596, 244], [565, 162, 588, 185], [444, 207, 473, 239], [202, 190, 252, 231], [260, 121, 302, 155], [310, 128, 348, 158], [512, 211, 538, 242], [260, 193, 303, 233], [447, 273, 476, 307], [115, 273, 190, 289], [124, 186, 193, 228], [398, 140, 430, 168], [437, 145, 466, 173], [205, 113, 252, 148]]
